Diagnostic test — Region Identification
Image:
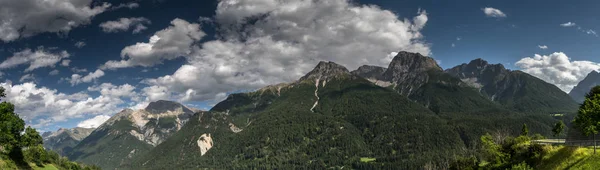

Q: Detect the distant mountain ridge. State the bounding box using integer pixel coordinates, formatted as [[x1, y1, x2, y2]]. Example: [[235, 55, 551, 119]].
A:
[[42, 127, 95, 156], [67, 100, 200, 170], [570, 71, 600, 103], [445, 58, 579, 114]]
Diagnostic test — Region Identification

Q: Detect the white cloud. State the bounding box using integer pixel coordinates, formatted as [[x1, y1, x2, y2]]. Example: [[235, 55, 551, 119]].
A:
[[141, 0, 432, 102], [586, 29, 597, 36], [110, 2, 139, 10], [61, 60, 71, 67], [19, 74, 35, 82], [70, 67, 87, 73], [0, 48, 70, 72], [0, 0, 110, 42], [560, 22, 576, 27], [101, 19, 205, 69], [49, 70, 60, 76], [538, 45, 548, 49], [482, 7, 506, 18], [69, 69, 105, 86], [515, 52, 600, 92], [0, 82, 131, 127], [75, 41, 86, 48], [99, 17, 151, 33], [88, 83, 137, 99], [77, 115, 111, 128]]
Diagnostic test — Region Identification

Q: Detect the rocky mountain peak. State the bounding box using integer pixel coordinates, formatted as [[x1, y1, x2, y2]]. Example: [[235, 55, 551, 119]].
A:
[[382, 51, 441, 82], [569, 70, 600, 103], [446, 58, 507, 79], [351, 65, 386, 80], [145, 100, 194, 114], [299, 61, 350, 81]]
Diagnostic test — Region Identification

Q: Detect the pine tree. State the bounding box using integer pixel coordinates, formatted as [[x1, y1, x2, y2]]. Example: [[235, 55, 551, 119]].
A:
[[521, 123, 529, 136]]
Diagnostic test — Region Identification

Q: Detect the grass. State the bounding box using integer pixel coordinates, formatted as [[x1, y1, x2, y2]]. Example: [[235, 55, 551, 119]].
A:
[[360, 157, 376, 163], [538, 145, 600, 170], [32, 164, 59, 170]]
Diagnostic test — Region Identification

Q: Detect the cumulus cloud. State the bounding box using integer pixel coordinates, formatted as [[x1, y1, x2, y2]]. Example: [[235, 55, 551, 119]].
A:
[[75, 41, 86, 48], [88, 83, 138, 99], [538, 45, 548, 49], [0, 82, 132, 127], [69, 69, 105, 86], [141, 0, 432, 102], [77, 115, 111, 128], [560, 22, 576, 27], [99, 17, 151, 33], [0, 0, 110, 42], [515, 52, 600, 92], [101, 19, 205, 69], [0, 48, 70, 72], [482, 7, 506, 18]]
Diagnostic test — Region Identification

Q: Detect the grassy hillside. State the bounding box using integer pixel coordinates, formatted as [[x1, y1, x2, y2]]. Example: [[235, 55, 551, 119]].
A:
[[537, 146, 600, 170]]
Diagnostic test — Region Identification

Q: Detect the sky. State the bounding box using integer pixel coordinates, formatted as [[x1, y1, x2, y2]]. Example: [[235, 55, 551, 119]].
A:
[[0, 0, 599, 132]]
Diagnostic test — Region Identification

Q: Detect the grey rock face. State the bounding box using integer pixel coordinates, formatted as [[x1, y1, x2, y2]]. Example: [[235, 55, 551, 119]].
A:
[[380, 51, 442, 95], [570, 71, 600, 103], [299, 61, 351, 81], [351, 65, 386, 80]]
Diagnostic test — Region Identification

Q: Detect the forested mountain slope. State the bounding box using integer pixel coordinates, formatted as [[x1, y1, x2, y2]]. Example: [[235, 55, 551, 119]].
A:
[[127, 58, 564, 169]]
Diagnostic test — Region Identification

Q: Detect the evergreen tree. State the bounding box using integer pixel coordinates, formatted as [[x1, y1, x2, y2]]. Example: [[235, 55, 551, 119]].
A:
[[521, 123, 529, 136], [573, 86, 600, 154], [552, 121, 565, 141]]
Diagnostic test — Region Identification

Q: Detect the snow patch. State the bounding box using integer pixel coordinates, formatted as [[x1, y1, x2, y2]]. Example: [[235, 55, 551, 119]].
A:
[[197, 133, 213, 156]]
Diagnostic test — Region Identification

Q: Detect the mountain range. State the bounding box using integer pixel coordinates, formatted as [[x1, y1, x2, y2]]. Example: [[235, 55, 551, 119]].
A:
[[43, 51, 581, 169]]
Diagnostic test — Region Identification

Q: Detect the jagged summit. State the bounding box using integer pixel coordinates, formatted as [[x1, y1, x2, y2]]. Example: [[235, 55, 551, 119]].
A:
[[446, 58, 508, 79], [299, 61, 350, 81], [145, 100, 194, 114], [382, 51, 442, 82]]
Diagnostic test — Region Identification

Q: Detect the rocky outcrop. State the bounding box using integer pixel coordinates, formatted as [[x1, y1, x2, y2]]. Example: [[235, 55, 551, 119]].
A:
[[197, 133, 213, 156], [570, 71, 600, 103]]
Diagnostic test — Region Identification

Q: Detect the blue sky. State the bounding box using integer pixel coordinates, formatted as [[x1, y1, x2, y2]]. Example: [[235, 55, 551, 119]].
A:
[[1, 0, 599, 132]]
